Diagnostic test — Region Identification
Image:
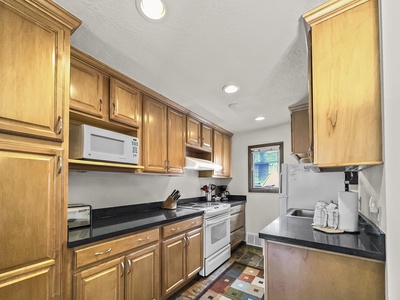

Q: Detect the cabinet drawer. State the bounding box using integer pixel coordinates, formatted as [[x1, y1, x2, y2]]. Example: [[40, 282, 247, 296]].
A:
[[231, 227, 245, 248], [230, 211, 245, 232], [230, 204, 245, 215], [162, 216, 203, 239], [74, 228, 159, 269]]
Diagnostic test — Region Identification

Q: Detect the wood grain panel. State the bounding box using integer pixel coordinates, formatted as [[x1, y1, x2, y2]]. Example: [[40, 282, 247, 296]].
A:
[[213, 130, 224, 176], [74, 257, 124, 300], [70, 58, 104, 118], [125, 244, 160, 300], [162, 234, 186, 297], [0, 2, 65, 140], [142, 95, 168, 173], [201, 124, 213, 150], [110, 78, 142, 128], [74, 228, 159, 269], [186, 117, 201, 147], [167, 108, 186, 174], [310, 0, 382, 166], [185, 228, 203, 279], [222, 134, 231, 176], [265, 241, 385, 300], [162, 217, 203, 239]]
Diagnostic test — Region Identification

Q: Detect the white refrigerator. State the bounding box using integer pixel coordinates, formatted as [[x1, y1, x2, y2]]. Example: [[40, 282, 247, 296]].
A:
[[279, 163, 345, 215]]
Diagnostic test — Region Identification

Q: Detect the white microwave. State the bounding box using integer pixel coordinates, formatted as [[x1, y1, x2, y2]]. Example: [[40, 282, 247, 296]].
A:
[[69, 125, 139, 164]]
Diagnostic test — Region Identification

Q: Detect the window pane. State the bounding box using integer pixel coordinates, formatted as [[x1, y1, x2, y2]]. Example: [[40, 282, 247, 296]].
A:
[[248, 142, 283, 193]]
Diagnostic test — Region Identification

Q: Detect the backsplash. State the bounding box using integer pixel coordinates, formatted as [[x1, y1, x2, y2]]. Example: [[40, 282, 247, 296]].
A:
[[68, 169, 230, 209]]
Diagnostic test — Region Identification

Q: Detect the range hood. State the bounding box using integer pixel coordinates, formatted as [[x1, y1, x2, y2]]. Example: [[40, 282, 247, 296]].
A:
[[185, 157, 222, 171]]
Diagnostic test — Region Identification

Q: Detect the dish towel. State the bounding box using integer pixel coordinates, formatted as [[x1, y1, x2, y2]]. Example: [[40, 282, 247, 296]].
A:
[[312, 201, 328, 227]]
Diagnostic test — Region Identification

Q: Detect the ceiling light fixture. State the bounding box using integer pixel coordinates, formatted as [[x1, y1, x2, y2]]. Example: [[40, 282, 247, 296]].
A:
[[229, 103, 240, 109], [255, 116, 265, 121], [223, 84, 240, 94], [136, 0, 166, 21]]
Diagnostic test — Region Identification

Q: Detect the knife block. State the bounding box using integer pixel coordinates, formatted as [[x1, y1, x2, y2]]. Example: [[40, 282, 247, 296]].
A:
[[162, 196, 177, 210]]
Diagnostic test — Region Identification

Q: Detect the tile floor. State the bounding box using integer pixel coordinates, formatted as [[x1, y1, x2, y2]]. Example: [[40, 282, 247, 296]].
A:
[[169, 243, 264, 300]]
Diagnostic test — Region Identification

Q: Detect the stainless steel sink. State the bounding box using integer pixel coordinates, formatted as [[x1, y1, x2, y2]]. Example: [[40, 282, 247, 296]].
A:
[[286, 208, 314, 219]]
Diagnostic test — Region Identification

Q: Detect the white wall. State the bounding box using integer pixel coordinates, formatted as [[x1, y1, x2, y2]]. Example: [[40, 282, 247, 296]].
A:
[[69, 169, 227, 208], [381, 0, 400, 298], [229, 122, 297, 234]]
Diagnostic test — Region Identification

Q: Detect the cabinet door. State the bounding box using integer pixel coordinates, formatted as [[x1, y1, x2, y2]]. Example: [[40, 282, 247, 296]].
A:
[[213, 130, 224, 176], [162, 234, 186, 297], [125, 244, 160, 300], [309, 0, 382, 166], [74, 257, 125, 300], [167, 108, 186, 174], [70, 58, 105, 119], [185, 228, 203, 279], [0, 2, 66, 141], [110, 78, 142, 128], [222, 134, 231, 177], [142, 95, 168, 173], [186, 117, 201, 147], [0, 141, 63, 299], [291, 108, 309, 157], [201, 124, 213, 150]]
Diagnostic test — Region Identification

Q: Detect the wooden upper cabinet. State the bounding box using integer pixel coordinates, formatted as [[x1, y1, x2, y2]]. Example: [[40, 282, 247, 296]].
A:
[[303, 0, 382, 167], [167, 108, 186, 174], [110, 78, 142, 128], [201, 124, 213, 151], [0, 141, 63, 299], [186, 117, 213, 151], [289, 102, 310, 162], [0, 0, 78, 141], [186, 117, 201, 147], [142, 95, 168, 173], [142, 94, 186, 174], [212, 130, 231, 177], [70, 58, 105, 119]]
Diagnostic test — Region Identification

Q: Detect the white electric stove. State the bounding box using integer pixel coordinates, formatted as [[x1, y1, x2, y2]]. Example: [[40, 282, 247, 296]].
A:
[[178, 202, 231, 276]]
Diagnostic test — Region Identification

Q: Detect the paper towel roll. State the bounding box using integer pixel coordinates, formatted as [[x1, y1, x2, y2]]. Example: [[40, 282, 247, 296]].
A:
[[338, 191, 359, 232]]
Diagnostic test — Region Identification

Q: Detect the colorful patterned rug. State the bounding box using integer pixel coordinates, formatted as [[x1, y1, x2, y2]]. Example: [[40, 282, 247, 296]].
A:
[[194, 262, 264, 300]]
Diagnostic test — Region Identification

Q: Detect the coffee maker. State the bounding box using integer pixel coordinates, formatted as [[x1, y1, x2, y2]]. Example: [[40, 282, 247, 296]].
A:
[[216, 185, 230, 201]]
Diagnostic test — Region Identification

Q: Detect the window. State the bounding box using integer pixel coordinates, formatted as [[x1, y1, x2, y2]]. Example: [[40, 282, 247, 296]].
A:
[[248, 142, 283, 193]]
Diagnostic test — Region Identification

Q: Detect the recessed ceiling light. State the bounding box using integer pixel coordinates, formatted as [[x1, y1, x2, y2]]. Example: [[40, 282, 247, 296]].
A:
[[136, 0, 166, 21], [255, 116, 265, 121], [223, 84, 240, 94], [229, 103, 240, 109]]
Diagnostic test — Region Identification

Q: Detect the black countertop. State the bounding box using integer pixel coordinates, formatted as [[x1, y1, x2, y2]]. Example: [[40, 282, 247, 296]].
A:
[[259, 213, 385, 261], [68, 195, 246, 248]]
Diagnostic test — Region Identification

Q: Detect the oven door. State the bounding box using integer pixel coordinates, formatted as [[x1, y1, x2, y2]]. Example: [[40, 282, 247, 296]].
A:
[[204, 212, 230, 258]]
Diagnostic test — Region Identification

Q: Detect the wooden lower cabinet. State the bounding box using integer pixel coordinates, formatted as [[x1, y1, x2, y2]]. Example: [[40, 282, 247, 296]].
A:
[[74, 257, 125, 300], [161, 227, 203, 299], [125, 244, 160, 300], [71, 228, 160, 300], [264, 241, 385, 300]]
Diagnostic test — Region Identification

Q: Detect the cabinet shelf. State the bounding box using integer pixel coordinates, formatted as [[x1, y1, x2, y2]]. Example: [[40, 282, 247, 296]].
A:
[[69, 159, 144, 173]]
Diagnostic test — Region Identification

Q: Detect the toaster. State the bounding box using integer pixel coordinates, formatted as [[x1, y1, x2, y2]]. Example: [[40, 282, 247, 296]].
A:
[[68, 204, 92, 229]]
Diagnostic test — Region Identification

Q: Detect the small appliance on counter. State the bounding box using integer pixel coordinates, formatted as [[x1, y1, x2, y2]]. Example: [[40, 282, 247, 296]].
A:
[[217, 185, 230, 201], [68, 204, 92, 229]]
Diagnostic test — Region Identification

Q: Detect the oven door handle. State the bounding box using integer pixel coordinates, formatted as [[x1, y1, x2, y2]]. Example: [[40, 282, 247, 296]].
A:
[[205, 214, 230, 226]]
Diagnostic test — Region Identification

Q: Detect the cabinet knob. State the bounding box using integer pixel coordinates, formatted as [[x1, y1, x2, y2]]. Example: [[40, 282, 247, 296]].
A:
[[120, 261, 124, 277], [57, 156, 62, 175], [138, 236, 150, 242], [170, 227, 180, 232], [99, 99, 103, 112]]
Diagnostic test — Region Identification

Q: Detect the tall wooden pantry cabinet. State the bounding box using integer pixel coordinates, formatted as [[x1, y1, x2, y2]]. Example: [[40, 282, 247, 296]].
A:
[[0, 0, 80, 299]]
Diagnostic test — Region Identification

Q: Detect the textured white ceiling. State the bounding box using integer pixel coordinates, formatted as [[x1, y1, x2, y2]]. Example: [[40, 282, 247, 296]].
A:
[[55, 0, 326, 133]]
